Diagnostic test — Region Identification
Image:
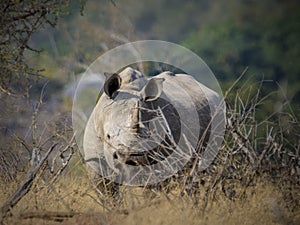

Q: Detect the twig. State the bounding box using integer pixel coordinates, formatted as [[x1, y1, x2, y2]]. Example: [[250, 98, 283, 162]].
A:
[[0, 143, 57, 224], [49, 135, 76, 185], [20, 211, 78, 221]]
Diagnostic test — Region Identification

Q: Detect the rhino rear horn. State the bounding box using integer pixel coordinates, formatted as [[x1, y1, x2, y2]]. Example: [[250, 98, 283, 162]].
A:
[[140, 78, 165, 102]]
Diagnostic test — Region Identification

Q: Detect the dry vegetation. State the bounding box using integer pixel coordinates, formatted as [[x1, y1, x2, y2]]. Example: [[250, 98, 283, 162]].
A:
[[1, 1, 299, 224], [0, 78, 299, 225]]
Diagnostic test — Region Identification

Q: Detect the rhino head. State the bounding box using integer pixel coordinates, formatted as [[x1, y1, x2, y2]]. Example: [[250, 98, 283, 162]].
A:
[[93, 67, 181, 167]]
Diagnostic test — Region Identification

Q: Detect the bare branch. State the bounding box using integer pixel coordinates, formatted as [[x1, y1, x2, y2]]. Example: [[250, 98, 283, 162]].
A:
[[0, 143, 57, 223]]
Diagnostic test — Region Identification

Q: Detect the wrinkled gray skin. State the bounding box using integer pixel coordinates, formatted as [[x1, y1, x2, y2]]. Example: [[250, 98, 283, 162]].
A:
[[83, 67, 220, 180]]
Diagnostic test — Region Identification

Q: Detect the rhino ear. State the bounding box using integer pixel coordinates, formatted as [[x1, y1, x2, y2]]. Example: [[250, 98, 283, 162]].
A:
[[104, 73, 121, 99], [140, 78, 165, 102]]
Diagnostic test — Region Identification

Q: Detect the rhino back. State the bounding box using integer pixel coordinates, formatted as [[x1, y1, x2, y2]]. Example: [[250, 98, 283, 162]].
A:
[[156, 73, 216, 152]]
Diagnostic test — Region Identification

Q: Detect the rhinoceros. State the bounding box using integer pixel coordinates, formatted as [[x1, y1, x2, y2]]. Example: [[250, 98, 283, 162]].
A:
[[83, 67, 223, 185]]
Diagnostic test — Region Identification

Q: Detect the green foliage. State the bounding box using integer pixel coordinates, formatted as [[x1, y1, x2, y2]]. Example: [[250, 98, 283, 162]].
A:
[[182, 1, 300, 105]]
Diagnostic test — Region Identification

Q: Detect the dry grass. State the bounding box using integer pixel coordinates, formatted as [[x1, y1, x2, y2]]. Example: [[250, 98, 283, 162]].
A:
[[1, 171, 299, 225], [0, 77, 299, 225]]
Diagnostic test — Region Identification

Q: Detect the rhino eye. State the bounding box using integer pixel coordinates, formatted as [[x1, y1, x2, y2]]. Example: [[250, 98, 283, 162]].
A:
[[104, 73, 121, 99]]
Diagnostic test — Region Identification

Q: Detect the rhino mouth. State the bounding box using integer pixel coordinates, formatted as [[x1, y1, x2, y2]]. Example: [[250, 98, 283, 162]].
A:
[[113, 135, 175, 166]]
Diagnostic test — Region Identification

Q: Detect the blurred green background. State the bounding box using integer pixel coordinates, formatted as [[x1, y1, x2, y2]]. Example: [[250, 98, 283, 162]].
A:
[[27, 0, 299, 108]]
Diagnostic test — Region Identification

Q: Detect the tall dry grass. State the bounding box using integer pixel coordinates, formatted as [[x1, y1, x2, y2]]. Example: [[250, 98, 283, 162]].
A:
[[0, 77, 299, 225]]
